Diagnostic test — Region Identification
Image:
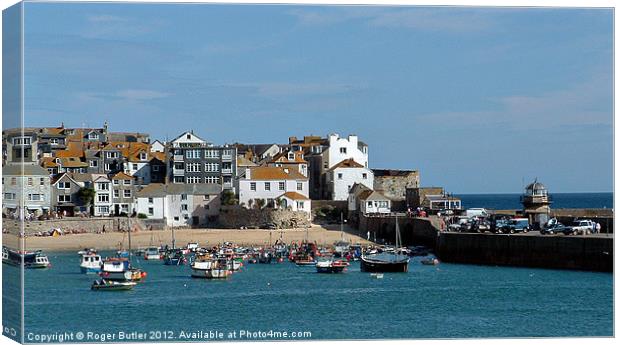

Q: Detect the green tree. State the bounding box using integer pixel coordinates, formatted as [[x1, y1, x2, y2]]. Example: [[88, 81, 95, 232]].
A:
[[221, 190, 239, 205], [77, 187, 96, 214]]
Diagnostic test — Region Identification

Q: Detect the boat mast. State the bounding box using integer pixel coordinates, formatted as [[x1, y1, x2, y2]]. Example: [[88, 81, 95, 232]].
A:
[[340, 212, 344, 242], [128, 223, 132, 263], [395, 216, 400, 249], [172, 226, 175, 249]]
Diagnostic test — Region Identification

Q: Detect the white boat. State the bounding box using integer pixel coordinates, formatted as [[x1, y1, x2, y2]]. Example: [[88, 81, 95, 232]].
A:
[[191, 256, 230, 279], [30, 254, 51, 269], [80, 252, 102, 274], [100, 258, 145, 281]]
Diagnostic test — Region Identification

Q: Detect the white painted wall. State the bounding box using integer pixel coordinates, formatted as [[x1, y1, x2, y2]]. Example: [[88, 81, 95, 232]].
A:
[[327, 167, 374, 201], [361, 199, 391, 214], [323, 134, 368, 172], [135, 196, 166, 219], [239, 179, 309, 208]]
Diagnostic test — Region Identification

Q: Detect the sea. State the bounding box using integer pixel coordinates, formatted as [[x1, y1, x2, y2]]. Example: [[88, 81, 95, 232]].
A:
[[457, 192, 613, 210], [1, 193, 614, 342]]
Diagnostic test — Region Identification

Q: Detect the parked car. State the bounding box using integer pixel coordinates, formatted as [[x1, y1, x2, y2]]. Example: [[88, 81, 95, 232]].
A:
[[540, 222, 574, 235], [569, 219, 596, 235], [497, 218, 530, 234]]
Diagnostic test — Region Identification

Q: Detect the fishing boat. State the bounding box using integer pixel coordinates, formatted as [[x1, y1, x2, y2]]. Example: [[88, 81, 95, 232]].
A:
[[163, 249, 187, 266], [100, 258, 145, 281], [191, 255, 230, 279], [80, 251, 103, 273], [91, 279, 136, 291], [361, 216, 409, 273], [144, 247, 162, 260], [316, 259, 349, 273], [257, 250, 272, 264], [25, 251, 52, 269], [295, 257, 317, 266]]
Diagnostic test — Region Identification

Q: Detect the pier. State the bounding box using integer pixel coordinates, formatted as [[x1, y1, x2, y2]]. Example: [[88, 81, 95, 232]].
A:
[[359, 211, 613, 272]]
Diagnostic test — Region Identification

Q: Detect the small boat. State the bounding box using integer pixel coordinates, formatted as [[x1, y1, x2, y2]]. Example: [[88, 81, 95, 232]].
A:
[[100, 258, 146, 281], [29, 252, 52, 269], [80, 251, 103, 273], [163, 249, 187, 266], [361, 217, 409, 273], [316, 260, 349, 273], [257, 251, 272, 264], [370, 273, 384, 279], [144, 247, 162, 260], [2, 247, 10, 264], [295, 258, 317, 266], [77, 248, 96, 256], [421, 258, 440, 266], [191, 256, 230, 279], [91, 279, 136, 291]]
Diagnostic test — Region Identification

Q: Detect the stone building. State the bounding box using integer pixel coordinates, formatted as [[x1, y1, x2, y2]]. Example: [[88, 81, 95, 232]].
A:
[[372, 169, 420, 201], [50, 172, 86, 216], [2, 163, 51, 218]]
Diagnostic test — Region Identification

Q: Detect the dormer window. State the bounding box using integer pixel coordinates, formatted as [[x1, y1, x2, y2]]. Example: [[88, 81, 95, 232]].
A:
[[340, 147, 347, 154], [88, 132, 98, 140], [186, 134, 191, 140], [139, 152, 147, 160], [288, 152, 294, 160]]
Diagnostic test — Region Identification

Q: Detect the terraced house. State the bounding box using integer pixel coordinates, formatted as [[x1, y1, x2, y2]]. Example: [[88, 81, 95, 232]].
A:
[[238, 166, 310, 215], [167, 131, 237, 192]]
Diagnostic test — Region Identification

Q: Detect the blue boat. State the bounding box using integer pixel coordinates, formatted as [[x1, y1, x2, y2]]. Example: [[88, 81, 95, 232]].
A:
[[163, 249, 186, 266]]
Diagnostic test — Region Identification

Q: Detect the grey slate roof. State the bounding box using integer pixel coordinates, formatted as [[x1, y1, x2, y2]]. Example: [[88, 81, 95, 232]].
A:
[[135, 183, 222, 198]]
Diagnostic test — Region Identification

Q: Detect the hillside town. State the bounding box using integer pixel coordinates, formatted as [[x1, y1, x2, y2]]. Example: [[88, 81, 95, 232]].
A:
[[2, 122, 456, 229]]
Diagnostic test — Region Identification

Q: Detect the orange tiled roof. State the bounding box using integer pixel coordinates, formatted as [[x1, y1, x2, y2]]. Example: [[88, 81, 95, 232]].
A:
[[40, 157, 59, 168], [248, 166, 308, 180], [60, 157, 88, 168], [328, 158, 364, 171], [269, 150, 307, 164], [112, 172, 133, 180], [280, 191, 309, 200]]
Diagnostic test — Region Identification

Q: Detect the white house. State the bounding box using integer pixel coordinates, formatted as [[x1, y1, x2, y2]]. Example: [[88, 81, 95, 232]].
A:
[[325, 158, 374, 201], [134, 183, 221, 227], [321, 133, 368, 172], [280, 192, 311, 218], [124, 147, 151, 185], [92, 174, 113, 216], [348, 183, 391, 215], [238, 167, 309, 212], [150, 140, 165, 153]]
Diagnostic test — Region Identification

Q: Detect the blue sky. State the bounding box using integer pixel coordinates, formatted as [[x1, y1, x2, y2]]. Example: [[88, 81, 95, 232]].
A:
[[11, 3, 614, 193]]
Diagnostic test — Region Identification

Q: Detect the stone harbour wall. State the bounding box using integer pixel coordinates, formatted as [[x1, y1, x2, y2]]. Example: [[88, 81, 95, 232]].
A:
[[3, 217, 144, 236], [218, 206, 311, 229]]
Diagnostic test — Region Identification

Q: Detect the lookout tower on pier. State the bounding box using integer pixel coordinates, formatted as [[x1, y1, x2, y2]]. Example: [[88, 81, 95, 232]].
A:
[[521, 179, 552, 229]]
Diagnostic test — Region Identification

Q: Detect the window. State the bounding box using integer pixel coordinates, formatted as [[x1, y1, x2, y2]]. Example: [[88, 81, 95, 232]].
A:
[[114, 190, 120, 198], [89, 132, 99, 140], [104, 163, 111, 171], [148, 197, 154, 204], [288, 152, 294, 160], [11, 178, 16, 185], [264, 182, 271, 191], [250, 182, 256, 191], [152, 165, 160, 172], [121, 204, 129, 213], [362, 173, 368, 179], [139, 153, 147, 160], [1, 178, 3, 185], [278, 182, 285, 191], [4, 193, 16, 200], [98, 182, 109, 190], [337, 173, 343, 180], [28, 194, 44, 201], [297, 201, 305, 209], [174, 162, 184, 170], [205, 150, 219, 158], [97, 194, 109, 203], [13, 137, 32, 145], [203, 195, 210, 201], [123, 179, 131, 185], [58, 195, 71, 202], [174, 216, 179, 221], [340, 147, 347, 154], [206, 176, 219, 184], [181, 204, 188, 211], [132, 163, 138, 170], [174, 176, 185, 183], [58, 181, 71, 189], [297, 182, 303, 191], [50, 138, 59, 145], [106, 152, 119, 159], [124, 190, 131, 198], [181, 194, 187, 201], [186, 150, 201, 159], [205, 163, 219, 172], [113, 180, 120, 185], [98, 206, 109, 214], [28, 178, 33, 186], [187, 176, 201, 184], [40, 178, 45, 186], [187, 163, 201, 172], [89, 160, 98, 167], [367, 201, 372, 207], [148, 207, 154, 216]]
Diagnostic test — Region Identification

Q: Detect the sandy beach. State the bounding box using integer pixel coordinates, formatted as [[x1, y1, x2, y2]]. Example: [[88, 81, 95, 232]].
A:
[[2, 224, 371, 252]]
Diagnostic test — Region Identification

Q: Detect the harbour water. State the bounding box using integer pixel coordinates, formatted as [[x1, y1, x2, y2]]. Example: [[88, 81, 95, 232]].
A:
[[4, 251, 613, 341], [457, 192, 613, 210]]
